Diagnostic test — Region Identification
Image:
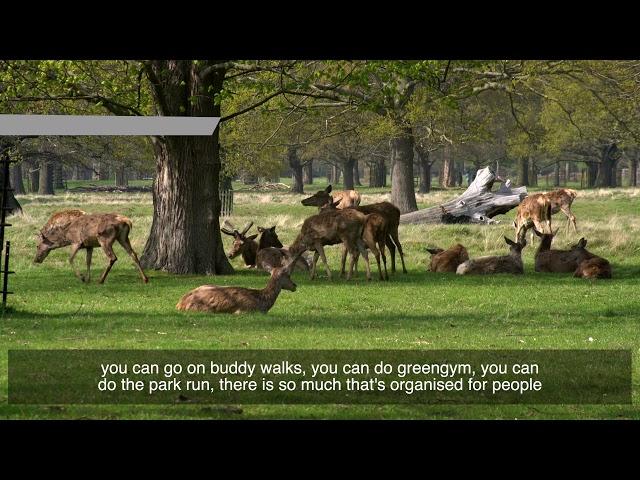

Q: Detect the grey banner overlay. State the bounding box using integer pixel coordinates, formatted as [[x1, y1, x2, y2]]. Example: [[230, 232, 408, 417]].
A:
[[0, 115, 220, 136]]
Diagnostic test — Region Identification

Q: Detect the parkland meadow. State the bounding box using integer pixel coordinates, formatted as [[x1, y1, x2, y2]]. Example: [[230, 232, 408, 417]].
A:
[[1, 181, 640, 419]]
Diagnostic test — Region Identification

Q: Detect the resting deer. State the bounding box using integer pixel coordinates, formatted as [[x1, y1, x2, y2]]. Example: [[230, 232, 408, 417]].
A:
[[533, 229, 583, 273], [176, 252, 303, 314], [513, 193, 553, 244], [302, 184, 361, 209], [221, 221, 259, 267], [34, 209, 149, 284], [289, 204, 372, 281], [427, 244, 469, 273], [302, 187, 406, 274], [456, 237, 526, 275], [543, 188, 578, 234], [569, 237, 612, 279]]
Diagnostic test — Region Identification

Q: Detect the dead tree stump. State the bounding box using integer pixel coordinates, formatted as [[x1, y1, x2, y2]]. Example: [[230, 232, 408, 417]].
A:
[[400, 167, 527, 225]]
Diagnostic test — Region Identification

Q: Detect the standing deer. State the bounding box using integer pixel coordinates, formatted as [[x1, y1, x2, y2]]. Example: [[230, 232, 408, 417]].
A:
[[301, 184, 361, 209], [427, 244, 469, 273], [302, 187, 406, 274], [456, 237, 526, 275], [542, 188, 578, 233], [289, 205, 372, 281], [176, 252, 303, 314], [513, 193, 553, 244], [34, 209, 149, 284]]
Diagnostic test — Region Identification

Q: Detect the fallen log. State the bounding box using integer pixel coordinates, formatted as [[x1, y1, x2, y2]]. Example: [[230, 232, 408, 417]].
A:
[[400, 167, 527, 225]]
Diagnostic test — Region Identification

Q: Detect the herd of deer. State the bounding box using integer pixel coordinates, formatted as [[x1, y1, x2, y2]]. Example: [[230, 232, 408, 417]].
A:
[[32, 185, 610, 315]]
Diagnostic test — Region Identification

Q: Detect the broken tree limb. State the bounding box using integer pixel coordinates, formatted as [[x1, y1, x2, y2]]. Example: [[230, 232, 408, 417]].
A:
[[399, 167, 527, 225]]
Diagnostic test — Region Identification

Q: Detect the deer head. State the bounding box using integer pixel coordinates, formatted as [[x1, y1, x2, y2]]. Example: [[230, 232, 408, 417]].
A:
[[571, 237, 588, 250], [34, 232, 55, 263], [221, 220, 256, 259], [301, 185, 334, 208], [263, 251, 303, 292], [257, 226, 283, 249], [504, 236, 526, 254]]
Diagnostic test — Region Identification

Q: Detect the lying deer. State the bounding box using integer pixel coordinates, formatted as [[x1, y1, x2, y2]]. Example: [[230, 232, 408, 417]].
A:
[[176, 252, 303, 314], [513, 193, 553, 244], [302, 184, 361, 209], [533, 229, 583, 273], [570, 237, 612, 279], [427, 244, 469, 273], [543, 188, 578, 233], [221, 221, 258, 267], [254, 224, 309, 271], [456, 237, 526, 275], [34, 209, 149, 284], [302, 187, 406, 274], [290, 204, 371, 281]]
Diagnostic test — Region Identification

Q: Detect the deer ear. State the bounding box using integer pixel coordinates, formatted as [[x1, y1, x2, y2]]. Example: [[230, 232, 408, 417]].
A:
[[505, 237, 517, 246], [532, 229, 542, 237], [426, 248, 443, 255], [247, 234, 258, 241], [325, 185, 332, 193], [578, 238, 587, 248], [271, 226, 277, 231]]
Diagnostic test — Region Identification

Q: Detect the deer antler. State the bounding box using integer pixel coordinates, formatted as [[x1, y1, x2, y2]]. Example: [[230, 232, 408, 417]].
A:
[[221, 220, 237, 236], [240, 221, 254, 236]]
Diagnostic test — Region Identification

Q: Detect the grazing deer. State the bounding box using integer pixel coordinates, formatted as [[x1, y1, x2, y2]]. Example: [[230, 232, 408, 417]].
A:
[[456, 237, 526, 275], [569, 237, 613, 279], [301, 184, 361, 209], [533, 229, 585, 273], [34, 210, 149, 284], [289, 204, 372, 281], [427, 244, 469, 273], [542, 188, 578, 233], [176, 252, 303, 314], [513, 193, 553, 244], [302, 187, 406, 274], [221, 221, 259, 267]]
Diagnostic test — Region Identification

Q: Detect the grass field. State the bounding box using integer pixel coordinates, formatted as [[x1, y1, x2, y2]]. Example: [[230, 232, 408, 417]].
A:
[[2, 181, 640, 419]]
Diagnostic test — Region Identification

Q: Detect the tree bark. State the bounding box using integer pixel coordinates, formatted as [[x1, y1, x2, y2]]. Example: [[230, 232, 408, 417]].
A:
[[288, 146, 304, 194], [553, 162, 560, 187], [303, 159, 313, 185], [586, 162, 598, 188], [376, 157, 387, 187], [332, 165, 341, 185], [53, 161, 65, 189], [440, 143, 456, 188], [11, 162, 25, 195], [517, 157, 529, 186], [390, 125, 417, 213], [400, 167, 526, 224], [529, 157, 538, 187], [342, 156, 355, 190], [631, 156, 638, 187], [115, 166, 129, 187], [139, 60, 233, 275], [353, 159, 361, 186], [38, 159, 54, 195]]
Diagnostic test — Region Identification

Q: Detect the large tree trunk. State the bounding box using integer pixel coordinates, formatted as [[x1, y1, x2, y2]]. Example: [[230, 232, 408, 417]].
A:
[[288, 146, 304, 194], [342, 156, 355, 190], [631, 156, 638, 187], [400, 167, 526, 224], [517, 157, 529, 186], [0, 163, 22, 215], [115, 166, 129, 187], [140, 60, 232, 275], [11, 162, 25, 195], [595, 143, 618, 188], [332, 165, 341, 185], [416, 147, 431, 193], [529, 157, 538, 187], [38, 159, 54, 195], [303, 159, 313, 185], [28, 161, 39, 193], [553, 162, 560, 187], [586, 162, 598, 188], [390, 126, 417, 213], [353, 160, 361, 186]]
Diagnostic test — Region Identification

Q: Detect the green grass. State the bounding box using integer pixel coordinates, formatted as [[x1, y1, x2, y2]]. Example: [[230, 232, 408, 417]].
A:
[[2, 184, 640, 419]]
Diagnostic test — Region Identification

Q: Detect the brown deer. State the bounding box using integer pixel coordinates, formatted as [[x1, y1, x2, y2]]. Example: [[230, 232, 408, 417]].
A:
[[34, 210, 149, 284], [221, 221, 259, 267], [513, 193, 553, 244], [456, 237, 526, 275], [302, 187, 406, 274], [176, 252, 303, 314], [542, 188, 578, 233], [569, 237, 613, 279], [289, 204, 372, 281], [302, 184, 361, 210], [427, 244, 469, 273], [533, 229, 584, 273], [256, 247, 310, 273]]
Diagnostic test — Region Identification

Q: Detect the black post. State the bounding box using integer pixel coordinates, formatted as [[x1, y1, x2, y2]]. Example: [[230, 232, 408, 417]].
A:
[[2, 241, 12, 308], [0, 153, 16, 310]]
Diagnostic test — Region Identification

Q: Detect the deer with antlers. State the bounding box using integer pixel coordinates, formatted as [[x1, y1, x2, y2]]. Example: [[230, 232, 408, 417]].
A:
[[220, 220, 259, 267], [176, 252, 303, 314], [34, 209, 149, 284]]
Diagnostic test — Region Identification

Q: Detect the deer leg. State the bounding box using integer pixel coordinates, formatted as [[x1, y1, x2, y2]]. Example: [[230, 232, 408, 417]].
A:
[[316, 244, 332, 280], [340, 245, 348, 278], [391, 229, 407, 274], [310, 251, 320, 280], [386, 235, 396, 273], [117, 236, 149, 283], [82, 247, 93, 283], [98, 240, 118, 284], [356, 239, 372, 281], [561, 206, 577, 233], [68, 243, 85, 282], [379, 240, 389, 281]]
